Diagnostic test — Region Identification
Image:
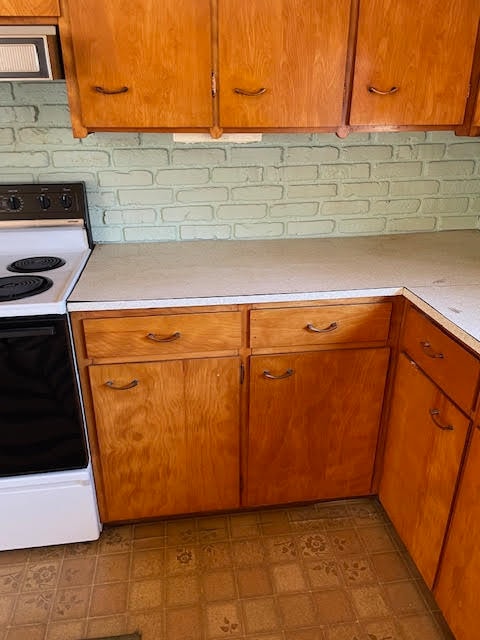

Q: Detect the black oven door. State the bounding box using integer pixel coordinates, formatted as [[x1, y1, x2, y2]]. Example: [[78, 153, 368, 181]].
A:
[[0, 314, 88, 477]]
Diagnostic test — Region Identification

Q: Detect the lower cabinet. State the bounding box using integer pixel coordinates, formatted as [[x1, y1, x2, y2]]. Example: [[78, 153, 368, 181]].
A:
[[434, 425, 480, 640], [246, 347, 390, 506], [379, 352, 470, 588], [88, 357, 241, 521]]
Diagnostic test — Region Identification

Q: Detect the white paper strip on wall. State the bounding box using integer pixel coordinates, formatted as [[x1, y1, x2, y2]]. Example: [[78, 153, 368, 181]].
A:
[[173, 133, 263, 144]]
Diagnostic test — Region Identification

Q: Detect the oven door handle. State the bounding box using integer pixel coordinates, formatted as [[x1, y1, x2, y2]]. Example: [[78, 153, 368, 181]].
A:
[[0, 326, 56, 338]]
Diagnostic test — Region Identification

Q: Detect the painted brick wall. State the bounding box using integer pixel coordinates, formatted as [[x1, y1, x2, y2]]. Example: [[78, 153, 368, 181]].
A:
[[1, 82, 480, 243]]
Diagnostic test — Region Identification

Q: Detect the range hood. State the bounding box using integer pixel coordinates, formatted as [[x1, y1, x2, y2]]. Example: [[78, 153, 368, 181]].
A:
[[0, 25, 63, 81]]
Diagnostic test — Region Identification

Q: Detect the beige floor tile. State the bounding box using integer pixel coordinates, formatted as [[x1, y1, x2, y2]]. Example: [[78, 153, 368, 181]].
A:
[[27, 547, 64, 563], [237, 566, 272, 597], [0, 551, 30, 567], [199, 542, 232, 570], [166, 546, 198, 574], [305, 559, 342, 589], [59, 557, 96, 588], [271, 562, 307, 592], [278, 593, 318, 629], [0, 566, 25, 594], [202, 570, 237, 601], [327, 530, 365, 556], [89, 582, 128, 617], [370, 550, 411, 582], [45, 619, 86, 640], [12, 592, 54, 625], [198, 516, 229, 543], [264, 536, 298, 562], [356, 525, 398, 554], [384, 580, 430, 616], [95, 552, 130, 583], [298, 534, 331, 559], [5, 624, 46, 640], [241, 597, 280, 634], [229, 512, 261, 539], [0, 594, 16, 626], [133, 521, 165, 540], [22, 561, 61, 592], [205, 601, 243, 638], [361, 618, 404, 640], [127, 610, 163, 640], [323, 622, 364, 640], [398, 613, 450, 640], [165, 574, 200, 607], [313, 590, 356, 626], [338, 556, 376, 586], [131, 549, 164, 580], [64, 540, 99, 558], [128, 579, 163, 612], [165, 605, 202, 640], [231, 539, 266, 567], [51, 586, 91, 620], [98, 526, 133, 555], [85, 613, 128, 638], [349, 585, 392, 619], [285, 628, 326, 640], [259, 510, 292, 535], [166, 520, 198, 547]]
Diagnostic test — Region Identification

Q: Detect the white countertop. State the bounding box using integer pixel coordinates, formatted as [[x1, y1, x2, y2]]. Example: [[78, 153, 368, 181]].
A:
[[68, 230, 480, 353]]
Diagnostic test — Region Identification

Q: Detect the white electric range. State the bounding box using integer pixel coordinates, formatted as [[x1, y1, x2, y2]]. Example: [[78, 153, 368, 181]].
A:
[[0, 183, 101, 550]]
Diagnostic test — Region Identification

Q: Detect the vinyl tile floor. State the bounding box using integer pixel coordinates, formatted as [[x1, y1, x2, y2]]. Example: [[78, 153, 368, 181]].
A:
[[0, 498, 455, 640]]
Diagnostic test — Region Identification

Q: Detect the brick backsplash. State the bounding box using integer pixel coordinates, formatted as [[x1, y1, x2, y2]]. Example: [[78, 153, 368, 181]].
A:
[[1, 81, 480, 243]]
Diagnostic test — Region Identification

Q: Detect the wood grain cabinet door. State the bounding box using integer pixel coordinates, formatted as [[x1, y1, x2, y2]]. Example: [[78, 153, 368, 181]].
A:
[[434, 426, 480, 640], [65, 0, 213, 129], [350, 0, 479, 126], [218, 0, 351, 128], [88, 357, 240, 522], [246, 347, 390, 507], [0, 1, 59, 15], [379, 353, 470, 588]]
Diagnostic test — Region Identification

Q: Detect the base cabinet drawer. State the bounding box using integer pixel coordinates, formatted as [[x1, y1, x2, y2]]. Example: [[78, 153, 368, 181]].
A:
[[379, 353, 470, 588]]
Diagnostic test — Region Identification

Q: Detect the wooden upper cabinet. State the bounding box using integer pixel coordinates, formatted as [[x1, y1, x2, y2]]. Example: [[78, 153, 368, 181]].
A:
[[473, 93, 480, 127], [64, 0, 213, 130], [0, 0, 59, 15], [217, 0, 351, 128], [350, 0, 479, 126]]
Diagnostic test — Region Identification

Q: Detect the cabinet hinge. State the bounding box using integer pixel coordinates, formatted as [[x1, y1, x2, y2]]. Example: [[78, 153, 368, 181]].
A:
[[211, 72, 217, 98], [240, 362, 245, 384]]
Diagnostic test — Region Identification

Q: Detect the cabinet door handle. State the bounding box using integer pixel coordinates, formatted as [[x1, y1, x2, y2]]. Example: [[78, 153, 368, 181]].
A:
[[234, 87, 267, 96], [105, 379, 138, 390], [305, 321, 338, 334], [147, 331, 181, 342], [429, 409, 454, 431], [368, 85, 399, 95], [262, 368, 294, 380], [420, 341, 444, 359], [94, 85, 129, 95]]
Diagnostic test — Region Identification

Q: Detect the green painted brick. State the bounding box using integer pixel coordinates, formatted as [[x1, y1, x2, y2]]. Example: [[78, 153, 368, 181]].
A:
[[338, 217, 386, 234], [426, 161, 475, 177], [212, 167, 263, 183], [99, 171, 153, 187], [231, 147, 282, 164], [446, 143, 480, 159], [82, 132, 141, 147], [231, 185, 283, 201], [124, 226, 177, 241], [163, 206, 213, 222], [0, 151, 48, 167], [279, 165, 318, 181], [177, 187, 228, 203], [318, 164, 370, 180], [0, 84, 13, 102], [91, 226, 123, 242], [342, 182, 388, 197], [155, 168, 209, 185], [0, 106, 36, 124], [38, 171, 97, 187], [370, 199, 421, 214], [390, 180, 440, 196], [421, 198, 469, 214], [114, 149, 168, 167], [322, 200, 369, 215], [286, 220, 335, 236], [287, 184, 337, 198], [118, 188, 173, 205], [121, 209, 157, 224], [374, 132, 427, 144], [234, 222, 284, 238], [17, 127, 78, 145], [217, 204, 267, 220], [387, 217, 437, 232], [36, 105, 72, 126], [0, 128, 14, 145], [373, 162, 422, 178], [52, 150, 110, 168], [440, 215, 480, 229], [342, 145, 392, 161], [286, 146, 339, 163], [440, 179, 480, 194], [172, 148, 226, 165], [270, 202, 319, 217], [180, 224, 231, 240]]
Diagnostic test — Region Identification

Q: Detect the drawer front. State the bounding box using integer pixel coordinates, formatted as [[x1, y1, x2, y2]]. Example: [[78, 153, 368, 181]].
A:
[[250, 302, 392, 348], [83, 311, 242, 359], [402, 306, 480, 412]]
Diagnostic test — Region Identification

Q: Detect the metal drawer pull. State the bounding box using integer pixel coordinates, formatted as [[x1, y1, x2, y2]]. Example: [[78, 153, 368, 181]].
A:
[[147, 331, 181, 342], [305, 321, 338, 334], [429, 409, 454, 431], [368, 85, 399, 95], [94, 85, 129, 95], [263, 368, 294, 380], [420, 341, 444, 359], [234, 87, 267, 96], [105, 379, 138, 390]]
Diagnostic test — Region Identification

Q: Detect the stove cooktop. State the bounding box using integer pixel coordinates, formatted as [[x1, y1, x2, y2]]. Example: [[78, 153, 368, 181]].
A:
[[0, 183, 92, 317]]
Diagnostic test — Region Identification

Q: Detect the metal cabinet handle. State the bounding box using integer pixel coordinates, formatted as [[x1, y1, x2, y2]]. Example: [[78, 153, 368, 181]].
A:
[[420, 341, 444, 359], [94, 85, 129, 95], [262, 368, 294, 380], [234, 87, 267, 96], [305, 321, 338, 334], [429, 409, 454, 431], [147, 331, 181, 342], [105, 379, 138, 390], [368, 86, 399, 95]]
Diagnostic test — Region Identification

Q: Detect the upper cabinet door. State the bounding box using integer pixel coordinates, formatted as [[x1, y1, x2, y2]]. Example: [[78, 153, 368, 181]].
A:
[[350, 0, 479, 126], [65, 0, 213, 129], [0, 0, 59, 15], [218, 0, 351, 129]]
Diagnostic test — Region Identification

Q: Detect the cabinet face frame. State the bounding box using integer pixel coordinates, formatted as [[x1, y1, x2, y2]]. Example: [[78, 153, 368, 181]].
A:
[[0, 1, 59, 16]]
